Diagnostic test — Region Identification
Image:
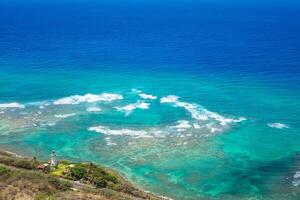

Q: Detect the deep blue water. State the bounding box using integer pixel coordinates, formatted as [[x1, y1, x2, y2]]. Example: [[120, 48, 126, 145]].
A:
[[0, 1, 300, 199]]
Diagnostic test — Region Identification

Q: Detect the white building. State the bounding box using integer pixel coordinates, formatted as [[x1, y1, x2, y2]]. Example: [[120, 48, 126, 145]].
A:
[[50, 150, 57, 166]]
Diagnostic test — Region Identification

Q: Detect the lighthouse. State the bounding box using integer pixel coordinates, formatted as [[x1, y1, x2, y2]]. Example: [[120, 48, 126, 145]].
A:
[[50, 150, 57, 167]]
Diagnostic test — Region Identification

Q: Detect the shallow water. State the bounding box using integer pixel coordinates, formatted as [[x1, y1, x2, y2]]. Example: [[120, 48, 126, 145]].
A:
[[0, 1, 300, 199]]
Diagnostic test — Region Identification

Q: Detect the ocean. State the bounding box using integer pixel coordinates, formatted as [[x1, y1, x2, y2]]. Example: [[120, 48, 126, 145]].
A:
[[0, 1, 300, 199]]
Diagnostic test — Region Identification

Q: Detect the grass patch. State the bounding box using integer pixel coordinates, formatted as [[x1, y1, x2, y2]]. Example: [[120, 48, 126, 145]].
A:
[[0, 155, 38, 170]]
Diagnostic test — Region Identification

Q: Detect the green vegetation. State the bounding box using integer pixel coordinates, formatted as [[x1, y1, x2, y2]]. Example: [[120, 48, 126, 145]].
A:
[[0, 166, 11, 178], [51, 162, 119, 189], [70, 163, 87, 180], [0, 150, 162, 200]]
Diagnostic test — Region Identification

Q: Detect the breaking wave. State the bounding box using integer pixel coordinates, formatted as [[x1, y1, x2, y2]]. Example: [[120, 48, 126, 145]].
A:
[[131, 88, 157, 100], [88, 126, 150, 138], [160, 95, 246, 126], [267, 123, 290, 129], [0, 103, 25, 109], [53, 93, 123, 105], [0, 91, 248, 144], [139, 93, 157, 100]]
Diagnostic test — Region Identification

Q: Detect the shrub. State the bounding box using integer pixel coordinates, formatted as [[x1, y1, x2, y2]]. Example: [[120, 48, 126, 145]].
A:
[[0, 166, 11, 178], [91, 167, 107, 177], [70, 164, 87, 180], [93, 177, 108, 188], [104, 173, 118, 184]]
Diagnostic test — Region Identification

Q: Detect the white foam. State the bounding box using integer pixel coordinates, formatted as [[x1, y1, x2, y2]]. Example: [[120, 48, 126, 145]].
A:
[[293, 180, 300, 187], [55, 113, 76, 119], [294, 171, 300, 179], [293, 171, 300, 186], [205, 110, 246, 126], [160, 95, 179, 103], [88, 126, 150, 138], [267, 123, 290, 129], [193, 123, 201, 129], [53, 93, 123, 105], [87, 106, 101, 112], [131, 89, 157, 100], [139, 93, 157, 100], [206, 124, 222, 133], [160, 95, 245, 126], [174, 120, 192, 129], [115, 101, 150, 115], [0, 103, 25, 109]]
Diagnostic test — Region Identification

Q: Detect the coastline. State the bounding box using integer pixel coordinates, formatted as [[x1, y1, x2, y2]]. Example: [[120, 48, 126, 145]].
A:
[[0, 148, 173, 200]]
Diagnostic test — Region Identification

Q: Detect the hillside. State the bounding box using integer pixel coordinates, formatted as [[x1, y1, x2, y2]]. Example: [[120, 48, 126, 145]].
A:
[[0, 150, 164, 200]]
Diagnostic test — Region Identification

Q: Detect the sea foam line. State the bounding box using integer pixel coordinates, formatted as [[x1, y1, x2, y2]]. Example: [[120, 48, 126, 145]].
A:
[[131, 88, 157, 100], [55, 113, 76, 119], [53, 93, 123, 105], [88, 126, 151, 138], [139, 93, 157, 100], [0, 103, 25, 109], [160, 95, 246, 126]]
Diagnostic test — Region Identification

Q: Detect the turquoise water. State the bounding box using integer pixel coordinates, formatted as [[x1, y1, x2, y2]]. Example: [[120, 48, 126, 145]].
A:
[[1, 1, 300, 199]]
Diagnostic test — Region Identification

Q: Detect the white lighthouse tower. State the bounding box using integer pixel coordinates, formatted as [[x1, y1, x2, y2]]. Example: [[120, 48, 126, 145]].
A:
[[50, 150, 57, 167]]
